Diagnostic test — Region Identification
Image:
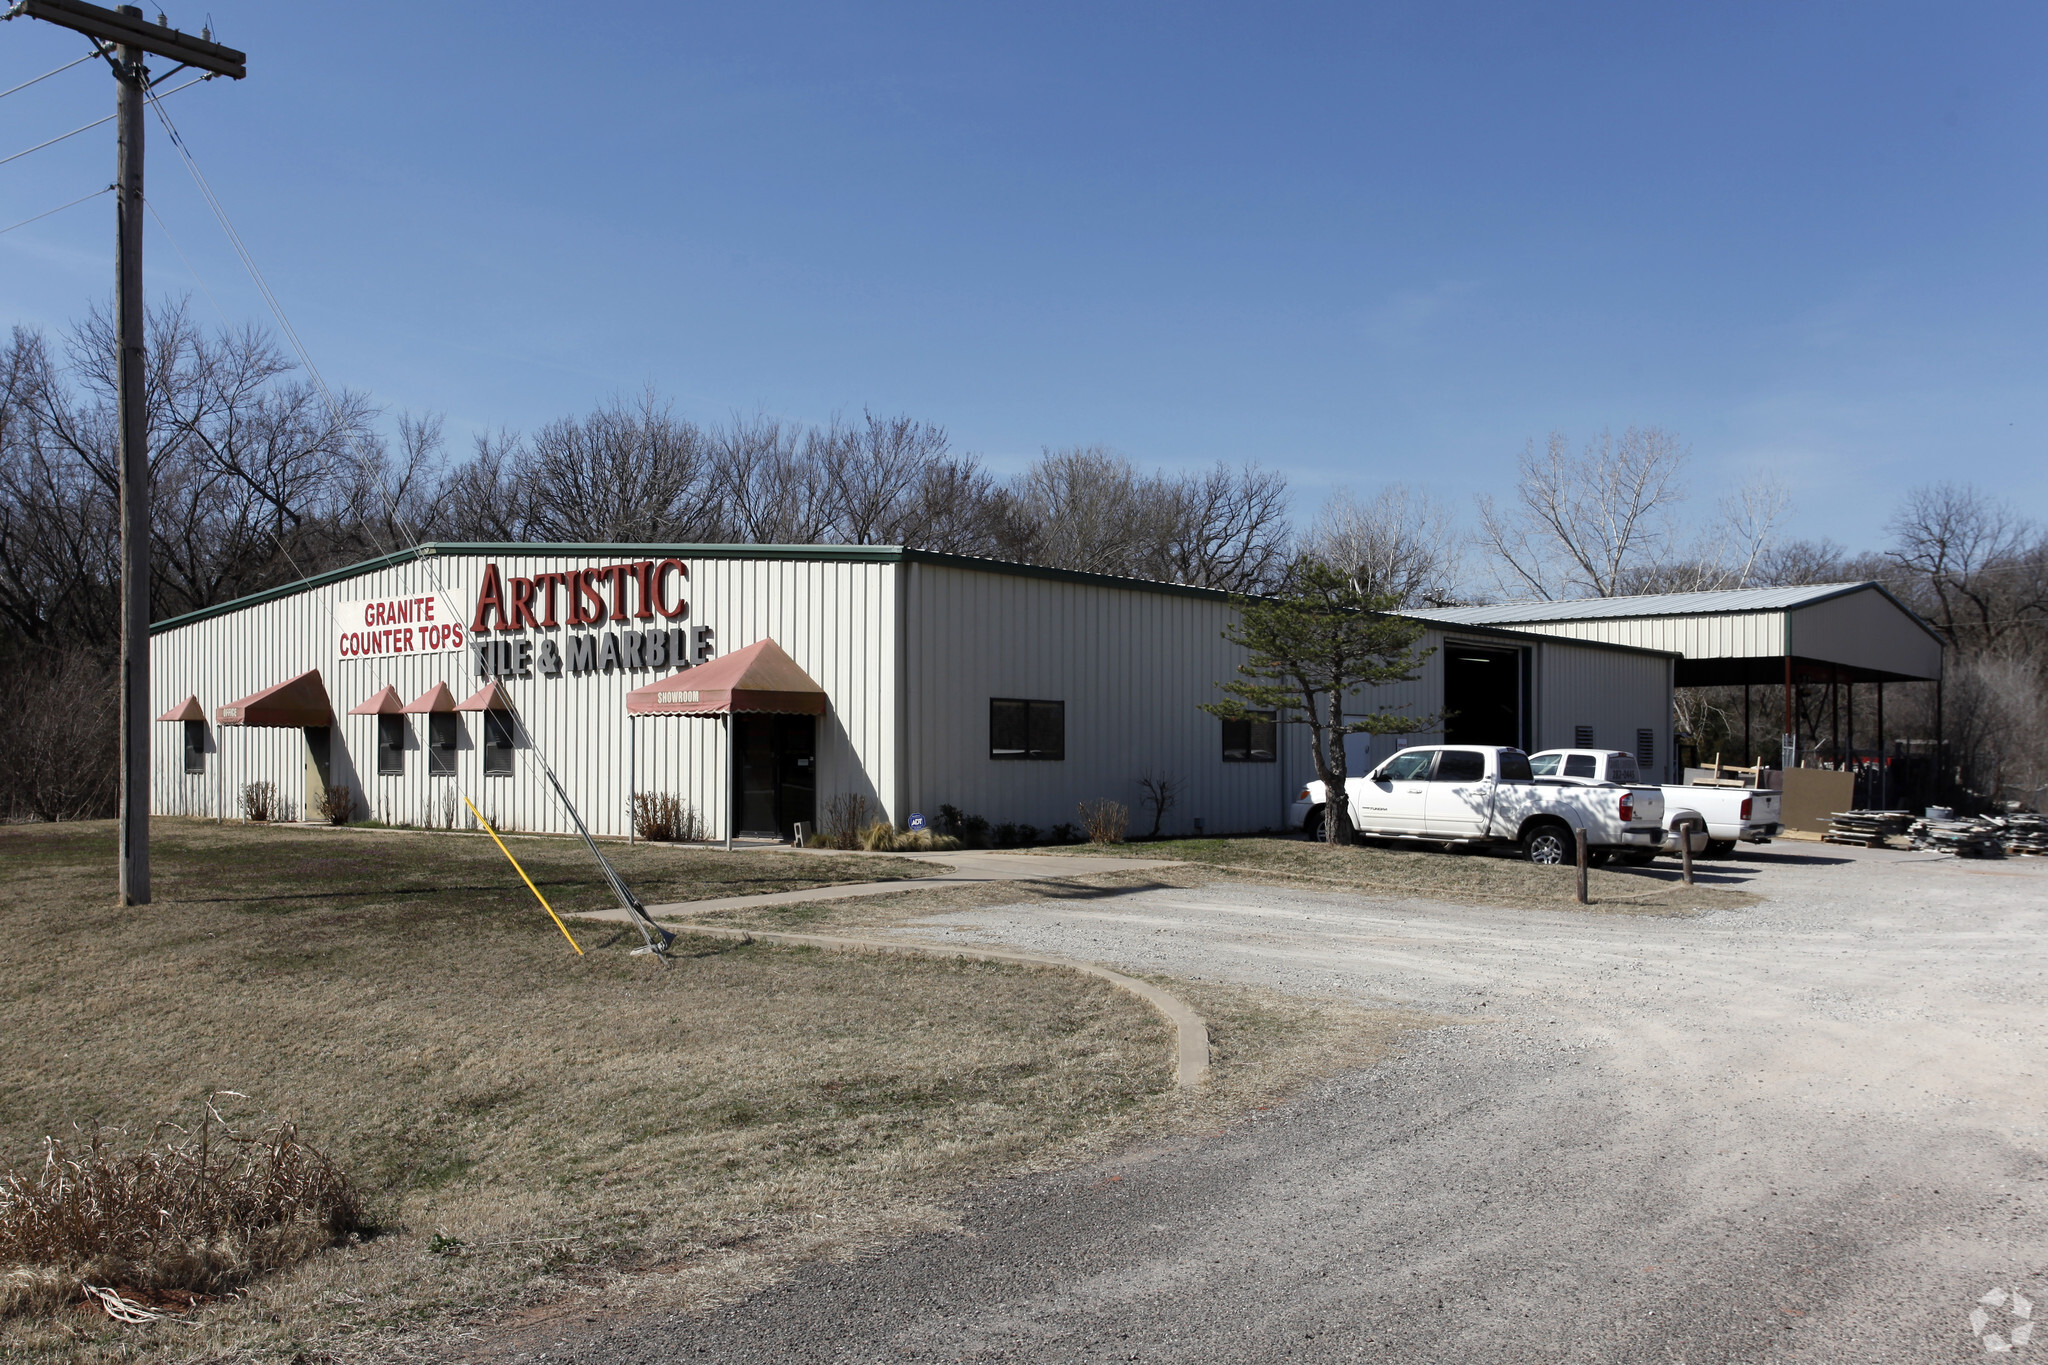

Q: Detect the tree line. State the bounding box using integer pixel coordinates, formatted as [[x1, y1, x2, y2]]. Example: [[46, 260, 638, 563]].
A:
[[2, 306, 2043, 817]]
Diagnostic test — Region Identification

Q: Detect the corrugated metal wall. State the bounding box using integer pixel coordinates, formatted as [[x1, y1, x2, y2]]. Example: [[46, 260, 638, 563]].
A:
[[1532, 640, 1674, 774], [1791, 590, 1944, 679], [1482, 612, 1790, 660], [151, 551, 896, 839], [902, 564, 1317, 834]]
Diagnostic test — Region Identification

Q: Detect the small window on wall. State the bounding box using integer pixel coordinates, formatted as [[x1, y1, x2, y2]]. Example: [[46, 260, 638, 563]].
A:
[[1221, 711, 1276, 762], [990, 698, 1064, 760], [428, 713, 458, 776], [483, 712, 516, 775], [377, 715, 405, 776], [182, 720, 205, 775], [1637, 728, 1656, 773]]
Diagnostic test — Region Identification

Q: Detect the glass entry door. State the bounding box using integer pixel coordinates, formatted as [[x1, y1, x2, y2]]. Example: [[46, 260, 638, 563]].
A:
[[733, 714, 817, 839]]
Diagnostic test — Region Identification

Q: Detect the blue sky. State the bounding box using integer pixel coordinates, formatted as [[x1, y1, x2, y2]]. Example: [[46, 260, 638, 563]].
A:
[[4, 1, 2044, 547]]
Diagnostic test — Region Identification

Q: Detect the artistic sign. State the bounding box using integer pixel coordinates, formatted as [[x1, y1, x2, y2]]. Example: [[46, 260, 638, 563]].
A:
[[464, 560, 715, 680], [336, 595, 466, 659]]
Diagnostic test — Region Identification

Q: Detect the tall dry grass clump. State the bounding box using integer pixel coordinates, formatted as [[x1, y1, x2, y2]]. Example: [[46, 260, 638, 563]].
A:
[[0, 1103, 364, 1317], [633, 792, 705, 843], [1078, 798, 1129, 844]]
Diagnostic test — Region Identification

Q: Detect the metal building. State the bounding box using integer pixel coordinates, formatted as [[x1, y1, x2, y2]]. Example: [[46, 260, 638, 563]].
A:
[[150, 544, 1682, 840], [1409, 582, 1944, 770]]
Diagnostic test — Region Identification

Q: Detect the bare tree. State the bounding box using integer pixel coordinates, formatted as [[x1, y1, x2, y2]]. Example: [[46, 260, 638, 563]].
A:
[[1301, 484, 1463, 607], [517, 392, 717, 543], [1884, 482, 2048, 650], [1160, 462, 1292, 593], [1476, 427, 1691, 599]]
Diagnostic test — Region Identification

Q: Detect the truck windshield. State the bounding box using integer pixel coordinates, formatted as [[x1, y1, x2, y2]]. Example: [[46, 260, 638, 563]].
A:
[[1528, 753, 1561, 776], [1497, 750, 1534, 781]]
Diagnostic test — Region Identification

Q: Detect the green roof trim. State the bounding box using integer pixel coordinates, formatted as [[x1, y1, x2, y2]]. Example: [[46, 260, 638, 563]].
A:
[[148, 542, 1243, 635], [149, 543, 1681, 659]]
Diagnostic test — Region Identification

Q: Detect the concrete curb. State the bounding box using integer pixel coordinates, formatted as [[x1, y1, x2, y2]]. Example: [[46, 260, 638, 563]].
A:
[[664, 923, 1211, 1089]]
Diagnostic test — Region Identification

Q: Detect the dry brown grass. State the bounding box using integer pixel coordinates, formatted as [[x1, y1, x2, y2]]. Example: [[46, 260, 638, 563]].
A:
[[0, 820, 1412, 1363], [0, 1104, 364, 1317], [1028, 833, 1758, 914]]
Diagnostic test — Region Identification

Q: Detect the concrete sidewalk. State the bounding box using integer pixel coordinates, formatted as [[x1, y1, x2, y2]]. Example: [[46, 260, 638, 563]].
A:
[[571, 849, 1180, 923]]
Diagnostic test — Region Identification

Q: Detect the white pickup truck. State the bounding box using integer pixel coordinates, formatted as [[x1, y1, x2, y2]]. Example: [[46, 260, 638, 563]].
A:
[[1289, 744, 1670, 865], [1529, 749, 1781, 857]]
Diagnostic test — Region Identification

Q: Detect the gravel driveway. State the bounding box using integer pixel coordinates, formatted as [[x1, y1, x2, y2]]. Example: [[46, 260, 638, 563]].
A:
[[562, 844, 2048, 1363]]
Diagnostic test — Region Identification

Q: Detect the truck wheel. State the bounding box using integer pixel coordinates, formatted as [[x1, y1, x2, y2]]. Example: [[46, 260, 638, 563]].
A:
[[1705, 839, 1736, 858], [1523, 823, 1572, 865], [1303, 807, 1327, 842]]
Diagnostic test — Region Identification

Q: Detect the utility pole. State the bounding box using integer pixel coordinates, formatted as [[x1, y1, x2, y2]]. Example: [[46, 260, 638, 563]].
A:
[[5, 0, 243, 905]]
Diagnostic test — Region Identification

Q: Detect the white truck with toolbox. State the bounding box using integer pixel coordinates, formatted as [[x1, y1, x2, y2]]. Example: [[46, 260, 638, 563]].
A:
[[1288, 744, 1670, 865], [1529, 748, 1780, 857]]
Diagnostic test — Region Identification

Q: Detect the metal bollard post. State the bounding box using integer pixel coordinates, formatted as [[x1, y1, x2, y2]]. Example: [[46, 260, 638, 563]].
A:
[[1681, 818, 1696, 886], [1575, 826, 1589, 904]]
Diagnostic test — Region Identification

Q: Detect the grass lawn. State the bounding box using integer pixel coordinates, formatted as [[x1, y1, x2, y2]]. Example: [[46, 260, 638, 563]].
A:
[[0, 820, 1406, 1362], [1022, 833, 1758, 913]]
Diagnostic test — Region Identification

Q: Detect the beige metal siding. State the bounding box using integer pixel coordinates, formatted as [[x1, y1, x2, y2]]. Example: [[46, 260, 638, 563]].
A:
[[1476, 612, 1789, 660], [903, 564, 1318, 834], [1533, 639, 1674, 774], [1790, 589, 1944, 680], [151, 552, 897, 839]]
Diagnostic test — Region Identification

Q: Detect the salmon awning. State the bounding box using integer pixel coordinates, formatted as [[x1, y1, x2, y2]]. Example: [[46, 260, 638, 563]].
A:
[[348, 684, 404, 716], [626, 638, 826, 716], [156, 695, 205, 722], [457, 681, 513, 712], [401, 682, 457, 714], [216, 670, 333, 727]]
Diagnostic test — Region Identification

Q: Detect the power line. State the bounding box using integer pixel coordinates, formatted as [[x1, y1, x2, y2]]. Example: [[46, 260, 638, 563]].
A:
[[0, 183, 111, 235], [141, 194, 230, 322], [0, 72, 203, 169], [0, 50, 96, 101]]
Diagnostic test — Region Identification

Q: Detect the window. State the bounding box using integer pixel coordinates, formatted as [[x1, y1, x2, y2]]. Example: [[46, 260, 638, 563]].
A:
[[377, 715, 405, 776], [1528, 753, 1561, 777], [1606, 752, 1640, 784], [1563, 754, 1597, 779], [1221, 711, 1276, 762], [1574, 724, 1595, 748], [428, 713, 458, 775], [182, 720, 205, 775], [1497, 750, 1534, 782], [989, 698, 1064, 760], [1433, 750, 1486, 782], [1636, 728, 1656, 773], [483, 711, 516, 775], [1378, 750, 1434, 781]]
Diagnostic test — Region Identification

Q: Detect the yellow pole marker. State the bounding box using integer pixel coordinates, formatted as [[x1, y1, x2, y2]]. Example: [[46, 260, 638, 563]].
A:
[[462, 794, 584, 956]]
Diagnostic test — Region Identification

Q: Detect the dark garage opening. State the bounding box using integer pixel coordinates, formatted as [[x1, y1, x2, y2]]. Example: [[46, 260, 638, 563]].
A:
[[1443, 645, 1525, 747]]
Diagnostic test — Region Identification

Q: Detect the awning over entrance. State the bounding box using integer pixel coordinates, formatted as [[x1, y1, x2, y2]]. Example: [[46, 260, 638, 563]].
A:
[[456, 681, 513, 712], [348, 684, 404, 716], [156, 695, 205, 722], [626, 638, 827, 716], [401, 682, 457, 714], [216, 670, 333, 727]]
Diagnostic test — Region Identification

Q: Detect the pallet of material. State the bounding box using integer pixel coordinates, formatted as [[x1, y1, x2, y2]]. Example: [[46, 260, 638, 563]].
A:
[[1983, 813, 2048, 856], [1908, 817, 2006, 858], [1824, 810, 1915, 848]]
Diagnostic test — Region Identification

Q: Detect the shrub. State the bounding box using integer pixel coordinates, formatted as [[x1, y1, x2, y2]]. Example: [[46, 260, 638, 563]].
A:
[[1016, 823, 1040, 845], [959, 813, 990, 848], [1078, 799, 1129, 844], [241, 780, 277, 823], [1049, 822, 1079, 844], [938, 804, 966, 837], [860, 820, 899, 851], [633, 792, 704, 843], [993, 822, 1019, 848], [821, 793, 871, 850], [0, 1102, 364, 1316], [892, 830, 963, 853], [318, 783, 354, 826]]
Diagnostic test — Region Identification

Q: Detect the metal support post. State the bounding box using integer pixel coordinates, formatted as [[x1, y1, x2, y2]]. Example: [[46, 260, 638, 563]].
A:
[[724, 713, 735, 852]]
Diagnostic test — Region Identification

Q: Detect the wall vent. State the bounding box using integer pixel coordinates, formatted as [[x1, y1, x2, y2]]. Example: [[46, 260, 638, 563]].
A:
[[1574, 724, 1594, 747]]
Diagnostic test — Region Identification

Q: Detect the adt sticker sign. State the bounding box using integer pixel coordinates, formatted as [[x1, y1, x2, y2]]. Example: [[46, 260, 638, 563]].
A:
[[336, 594, 466, 660], [907, 812, 927, 832]]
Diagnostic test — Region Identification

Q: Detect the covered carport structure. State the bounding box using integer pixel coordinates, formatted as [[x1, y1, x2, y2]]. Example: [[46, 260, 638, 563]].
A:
[[1410, 583, 1945, 803]]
